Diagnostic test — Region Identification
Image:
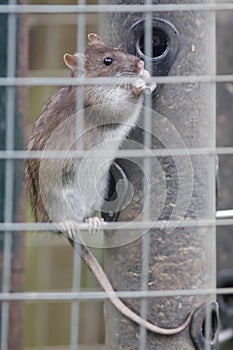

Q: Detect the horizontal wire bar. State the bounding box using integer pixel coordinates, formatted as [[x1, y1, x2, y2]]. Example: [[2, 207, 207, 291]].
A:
[[1, 147, 233, 160], [23, 211, 233, 248], [0, 3, 233, 14], [219, 329, 233, 344], [216, 210, 233, 219], [0, 75, 233, 86], [0, 218, 232, 232], [0, 287, 230, 302]]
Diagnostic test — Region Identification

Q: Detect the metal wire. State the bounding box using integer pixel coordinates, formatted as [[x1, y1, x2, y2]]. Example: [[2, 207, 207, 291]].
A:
[[1, 3, 233, 14], [1, 1, 17, 349], [2, 146, 233, 160], [0, 74, 233, 86], [0, 287, 231, 302], [0, 1, 231, 348], [139, 6, 153, 347], [69, 2, 86, 348], [1, 217, 233, 232], [219, 328, 233, 343]]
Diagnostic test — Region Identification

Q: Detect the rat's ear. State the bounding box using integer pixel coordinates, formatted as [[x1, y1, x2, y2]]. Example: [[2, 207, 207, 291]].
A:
[[63, 53, 85, 72], [87, 33, 105, 47]]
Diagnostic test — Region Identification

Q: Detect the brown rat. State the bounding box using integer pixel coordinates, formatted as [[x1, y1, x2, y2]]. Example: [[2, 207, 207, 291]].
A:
[[25, 33, 192, 335]]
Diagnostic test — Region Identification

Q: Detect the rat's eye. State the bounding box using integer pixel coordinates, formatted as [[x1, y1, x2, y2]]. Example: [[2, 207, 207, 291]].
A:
[[103, 57, 113, 66]]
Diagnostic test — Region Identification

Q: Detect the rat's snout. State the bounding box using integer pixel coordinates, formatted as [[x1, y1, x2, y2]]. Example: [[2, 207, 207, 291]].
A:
[[136, 59, 144, 72]]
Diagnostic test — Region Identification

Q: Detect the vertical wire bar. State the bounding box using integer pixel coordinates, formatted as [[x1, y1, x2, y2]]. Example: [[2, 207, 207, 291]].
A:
[[70, 1, 86, 349], [1, 0, 17, 349], [205, 2, 216, 349], [205, 303, 211, 350], [140, 4, 153, 349], [34, 24, 61, 345]]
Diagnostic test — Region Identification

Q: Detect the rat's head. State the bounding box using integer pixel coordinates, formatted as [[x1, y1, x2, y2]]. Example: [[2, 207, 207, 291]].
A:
[[63, 33, 145, 79]]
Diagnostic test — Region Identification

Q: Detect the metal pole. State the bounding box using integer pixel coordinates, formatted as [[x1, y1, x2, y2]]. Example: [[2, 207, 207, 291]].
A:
[[0, 1, 27, 349], [101, 1, 216, 349]]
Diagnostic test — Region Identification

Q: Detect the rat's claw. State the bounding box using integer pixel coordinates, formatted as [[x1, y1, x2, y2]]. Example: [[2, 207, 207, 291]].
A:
[[139, 69, 150, 80], [133, 78, 147, 95], [85, 216, 104, 234], [59, 220, 77, 239]]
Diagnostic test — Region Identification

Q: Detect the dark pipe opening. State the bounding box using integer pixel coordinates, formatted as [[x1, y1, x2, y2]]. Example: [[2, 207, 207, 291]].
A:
[[190, 302, 219, 349], [202, 309, 218, 342], [137, 27, 168, 59], [128, 18, 179, 77]]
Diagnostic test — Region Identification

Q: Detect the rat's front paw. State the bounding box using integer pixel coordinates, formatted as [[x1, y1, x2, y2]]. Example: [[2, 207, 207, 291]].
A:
[[85, 216, 104, 234], [139, 69, 150, 80], [133, 78, 147, 95]]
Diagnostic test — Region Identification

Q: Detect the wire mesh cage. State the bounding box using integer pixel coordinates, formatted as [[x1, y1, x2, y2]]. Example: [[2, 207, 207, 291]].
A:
[[0, 1, 232, 350]]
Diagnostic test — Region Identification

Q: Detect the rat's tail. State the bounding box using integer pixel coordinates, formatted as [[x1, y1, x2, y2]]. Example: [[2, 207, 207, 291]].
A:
[[69, 238, 192, 335]]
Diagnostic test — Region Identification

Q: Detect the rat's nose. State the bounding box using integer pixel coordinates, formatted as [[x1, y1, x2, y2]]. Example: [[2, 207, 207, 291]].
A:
[[136, 59, 144, 72]]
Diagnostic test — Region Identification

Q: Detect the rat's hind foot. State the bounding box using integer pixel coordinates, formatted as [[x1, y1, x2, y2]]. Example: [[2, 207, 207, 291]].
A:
[[85, 216, 104, 234], [58, 220, 78, 239]]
